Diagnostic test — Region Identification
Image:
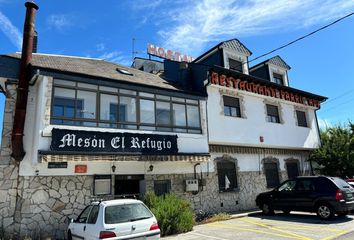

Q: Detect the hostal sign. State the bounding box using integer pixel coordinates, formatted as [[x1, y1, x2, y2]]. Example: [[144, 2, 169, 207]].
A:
[[51, 128, 178, 154]]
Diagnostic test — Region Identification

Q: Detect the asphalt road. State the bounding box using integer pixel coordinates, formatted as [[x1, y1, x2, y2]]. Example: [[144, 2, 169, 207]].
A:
[[163, 211, 354, 240]]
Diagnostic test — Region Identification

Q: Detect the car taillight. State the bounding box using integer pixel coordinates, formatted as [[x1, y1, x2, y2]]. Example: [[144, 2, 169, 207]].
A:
[[99, 231, 116, 239], [336, 189, 344, 201], [150, 223, 159, 231]]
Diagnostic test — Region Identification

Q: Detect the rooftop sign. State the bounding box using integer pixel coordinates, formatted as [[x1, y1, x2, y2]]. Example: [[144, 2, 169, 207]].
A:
[[147, 44, 194, 62], [209, 70, 321, 108]]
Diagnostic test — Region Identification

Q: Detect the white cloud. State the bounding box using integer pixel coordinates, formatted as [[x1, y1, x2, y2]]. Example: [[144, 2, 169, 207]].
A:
[[318, 118, 332, 130], [0, 11, 22, 49], [140, 0, 354, 55], [99, 51, 132, 66], [47, 14, 73, 31]]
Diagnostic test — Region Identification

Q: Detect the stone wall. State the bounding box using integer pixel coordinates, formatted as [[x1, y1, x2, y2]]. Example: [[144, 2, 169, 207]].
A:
[[145, 169, 287, 214], [0, 170, 93, 239]]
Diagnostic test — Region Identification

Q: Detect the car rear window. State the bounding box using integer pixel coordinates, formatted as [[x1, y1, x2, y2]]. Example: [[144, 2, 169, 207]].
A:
[[332, 178, 352, 189], [105, 203, 153, 224]]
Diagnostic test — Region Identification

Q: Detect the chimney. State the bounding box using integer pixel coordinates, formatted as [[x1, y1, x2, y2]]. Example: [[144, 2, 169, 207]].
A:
[[33, 30, 38, 53], [11, 1, 39, 161]]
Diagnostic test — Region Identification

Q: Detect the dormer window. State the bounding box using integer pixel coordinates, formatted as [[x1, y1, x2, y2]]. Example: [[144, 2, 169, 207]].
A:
[[272, 73, 284, 85], [229, 58, 243, 72]]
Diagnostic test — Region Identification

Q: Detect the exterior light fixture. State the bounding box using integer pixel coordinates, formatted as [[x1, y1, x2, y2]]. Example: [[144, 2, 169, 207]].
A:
[[111, 165, 116, 173], [149, 165, 154, 172]]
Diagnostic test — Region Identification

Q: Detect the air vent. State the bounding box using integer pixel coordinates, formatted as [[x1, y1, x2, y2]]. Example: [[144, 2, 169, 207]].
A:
[[116, 68, 133, 75]]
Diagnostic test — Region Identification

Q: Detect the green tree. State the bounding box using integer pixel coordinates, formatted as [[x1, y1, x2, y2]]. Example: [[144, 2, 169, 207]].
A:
[[310, 122, 354, 178]]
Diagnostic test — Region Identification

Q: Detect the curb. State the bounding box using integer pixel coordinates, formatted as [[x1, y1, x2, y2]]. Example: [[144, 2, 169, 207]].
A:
[[230, 210, 261, 219]]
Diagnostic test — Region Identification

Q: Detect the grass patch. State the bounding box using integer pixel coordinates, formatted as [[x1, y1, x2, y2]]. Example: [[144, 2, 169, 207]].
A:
[[200, 212, 232, 224]]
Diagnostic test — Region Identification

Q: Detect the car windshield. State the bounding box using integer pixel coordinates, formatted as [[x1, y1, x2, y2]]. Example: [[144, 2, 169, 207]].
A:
[[332, 178, 352, 189], [105, 203, 153, 224]]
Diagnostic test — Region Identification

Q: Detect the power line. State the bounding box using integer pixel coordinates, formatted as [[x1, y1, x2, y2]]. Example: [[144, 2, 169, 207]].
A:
[[247, 12, 354, 64], [322, 87, 354, 105], [319, 97, 354, 114]]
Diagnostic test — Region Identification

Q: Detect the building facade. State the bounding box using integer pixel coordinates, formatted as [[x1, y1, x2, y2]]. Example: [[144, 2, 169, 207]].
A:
[[0, 5, 326, 238]]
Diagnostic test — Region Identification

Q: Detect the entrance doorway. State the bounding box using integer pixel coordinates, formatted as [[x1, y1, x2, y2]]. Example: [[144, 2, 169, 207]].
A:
[[114, 175, 145, 199]]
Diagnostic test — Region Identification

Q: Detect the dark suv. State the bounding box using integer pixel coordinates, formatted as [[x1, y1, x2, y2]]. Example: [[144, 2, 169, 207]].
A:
[[255, 176, 354, 220]]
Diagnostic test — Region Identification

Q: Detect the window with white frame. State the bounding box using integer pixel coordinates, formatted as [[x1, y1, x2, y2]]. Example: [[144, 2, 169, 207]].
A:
[[272, 73, 284, 85], [266, 104, 280, 123], [223, 96, 241, 118], [51, 79, 202, 133]]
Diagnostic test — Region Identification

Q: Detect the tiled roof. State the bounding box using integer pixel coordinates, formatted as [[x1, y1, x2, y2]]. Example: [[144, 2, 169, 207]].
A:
[[2, 53, 185, 92], [221, 39, 252, 56], [267, 55, 291, 70]]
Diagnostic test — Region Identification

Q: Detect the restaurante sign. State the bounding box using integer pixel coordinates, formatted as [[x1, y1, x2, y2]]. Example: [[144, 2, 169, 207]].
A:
[[51, 129, 178, 154], [209, 71, 321, 108]]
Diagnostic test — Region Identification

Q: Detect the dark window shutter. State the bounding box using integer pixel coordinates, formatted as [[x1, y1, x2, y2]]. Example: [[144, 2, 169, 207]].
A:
[[296, 110, 307, 127], [229, 59, 243, 72], [223, 96, 240, 107], [264, 162, 280, 188], [154, 180, 171, 196], [266, 104, 279, 116], [286, 162, 299, 179]]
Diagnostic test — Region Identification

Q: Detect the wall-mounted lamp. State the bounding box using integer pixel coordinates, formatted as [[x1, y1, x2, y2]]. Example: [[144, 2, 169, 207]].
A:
[[111, 165, 116, 173], [148, 165, 154, 172]]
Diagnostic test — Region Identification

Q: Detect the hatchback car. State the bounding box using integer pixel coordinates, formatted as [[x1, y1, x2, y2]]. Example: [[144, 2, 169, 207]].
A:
[[68, 199, 160, 240], [255, 176, 354, 220]]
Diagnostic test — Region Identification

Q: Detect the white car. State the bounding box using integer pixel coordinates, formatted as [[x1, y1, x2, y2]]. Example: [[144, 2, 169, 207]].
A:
[[67, 199, 160, 240]]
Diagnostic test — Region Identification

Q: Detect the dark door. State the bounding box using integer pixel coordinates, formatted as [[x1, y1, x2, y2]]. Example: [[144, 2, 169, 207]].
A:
[[286, 162, 299, 179], [115, 175, 144, 198], [272, 180, 297, 210], [294, 179, 317, 211]]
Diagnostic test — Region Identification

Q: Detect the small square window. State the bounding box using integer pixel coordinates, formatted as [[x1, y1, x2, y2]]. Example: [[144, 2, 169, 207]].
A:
[[223, 96, 241, 118], [272, 73, 284, 85], [229, 59, 243, 72], [266, 104, 280, 123], [154, 180, 171, 196], [296, 110, 307, 127], [94, 175, 112, 195]]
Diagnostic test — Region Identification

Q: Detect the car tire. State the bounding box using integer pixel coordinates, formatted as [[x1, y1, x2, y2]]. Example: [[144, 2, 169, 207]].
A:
[[67, 230, 72, 240], [316, 203, 334, 220], [262, 202, 274, 215]]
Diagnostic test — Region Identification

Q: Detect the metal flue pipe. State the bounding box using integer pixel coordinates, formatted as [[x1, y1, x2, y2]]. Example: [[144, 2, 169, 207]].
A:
[[11, 1, 39, 161]]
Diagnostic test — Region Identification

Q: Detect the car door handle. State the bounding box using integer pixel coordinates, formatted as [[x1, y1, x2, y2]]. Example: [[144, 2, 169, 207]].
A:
[[84, 226, 86, 231]]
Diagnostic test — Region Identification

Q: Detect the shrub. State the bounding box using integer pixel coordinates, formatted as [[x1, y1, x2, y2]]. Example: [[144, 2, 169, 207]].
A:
[[144, 192, 194, 236]]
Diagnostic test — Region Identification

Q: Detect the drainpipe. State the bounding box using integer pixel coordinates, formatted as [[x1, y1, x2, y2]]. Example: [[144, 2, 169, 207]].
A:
[[11, 1, 39, 161]]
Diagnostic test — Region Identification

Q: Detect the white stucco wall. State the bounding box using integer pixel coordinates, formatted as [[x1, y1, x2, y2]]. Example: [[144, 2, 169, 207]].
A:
[[19, 75, 209, 176], [207, 85, 321, 149]]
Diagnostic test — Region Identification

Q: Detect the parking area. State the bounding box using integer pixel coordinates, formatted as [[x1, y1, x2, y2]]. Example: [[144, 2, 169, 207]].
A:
[[163, 212, 354, 240]]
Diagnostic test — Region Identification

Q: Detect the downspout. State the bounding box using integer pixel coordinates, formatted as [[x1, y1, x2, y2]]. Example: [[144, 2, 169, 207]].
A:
[[11, 1, 39, 161]]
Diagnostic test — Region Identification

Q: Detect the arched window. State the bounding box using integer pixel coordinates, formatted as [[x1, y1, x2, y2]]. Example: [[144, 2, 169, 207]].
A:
[[216, 157, 238, 192], [263, 158, 280, 188], [285, 159, 300, 179]]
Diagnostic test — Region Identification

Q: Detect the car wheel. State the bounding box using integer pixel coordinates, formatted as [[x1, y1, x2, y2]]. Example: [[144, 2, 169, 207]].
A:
[[262, 203, 274, 215], [67, 230, 72, 240], [282, 210, 291, 215], [316, 203, 333, 220]]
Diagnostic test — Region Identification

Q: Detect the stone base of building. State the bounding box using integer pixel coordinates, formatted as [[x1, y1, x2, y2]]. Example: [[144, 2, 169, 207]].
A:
[[0, 164, 287, 239]]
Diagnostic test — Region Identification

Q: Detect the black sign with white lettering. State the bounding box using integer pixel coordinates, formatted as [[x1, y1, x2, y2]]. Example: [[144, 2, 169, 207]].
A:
[[51, 128, 178, 154]]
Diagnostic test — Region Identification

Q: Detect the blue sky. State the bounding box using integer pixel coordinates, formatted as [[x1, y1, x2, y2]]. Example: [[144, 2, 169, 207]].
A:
[[0, 0, 354, 132]]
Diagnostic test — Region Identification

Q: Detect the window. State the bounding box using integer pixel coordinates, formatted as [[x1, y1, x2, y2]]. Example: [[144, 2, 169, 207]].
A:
[[154, 180, 171, 196], [217, 161, 238, 192], [229, 58, 243, 72], [264, 161, 280, 188], [286, 161, 299, 179], [105, 203, 153, 224], [266, 104, 280, 123], [93, 175, 112, 195], [272, 73, 284, 85], [296, 179, 315, 192], [76, 206, 92, 223], [223, 96, 241, 117], [51, 79, 201, 133], [296, 110, 307, 127], [87, 205, 99, 224], [278, 180, 296, 192]]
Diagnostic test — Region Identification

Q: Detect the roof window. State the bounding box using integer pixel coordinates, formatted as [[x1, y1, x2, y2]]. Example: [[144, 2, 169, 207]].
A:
[[116, 68, 133, 76]]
